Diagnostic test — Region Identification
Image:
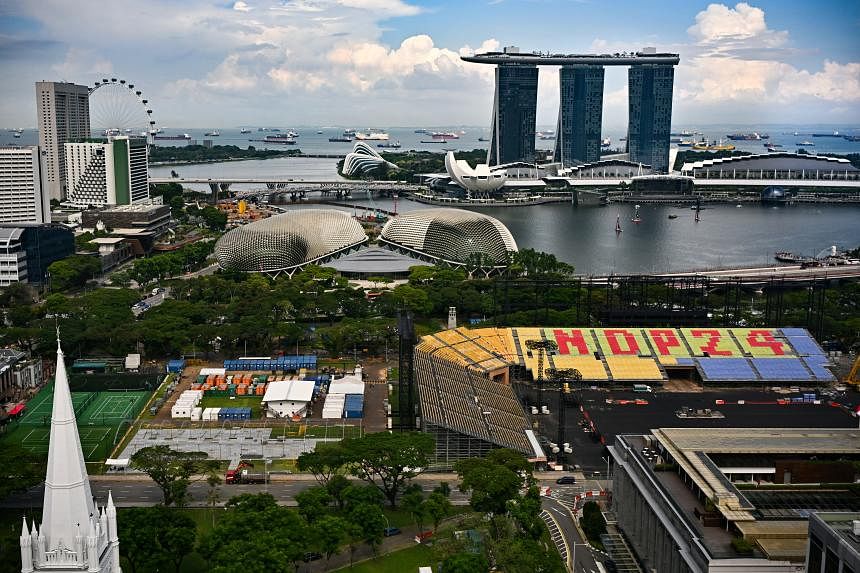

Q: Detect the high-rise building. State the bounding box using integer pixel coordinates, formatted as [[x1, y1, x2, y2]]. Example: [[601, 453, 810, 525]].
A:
[[19, 335, 121, 572], [488, 59, 538, 166], [0, 224, 75, 286], [0, 146, 50, 224], [65, 136, 149, 208], [554, 65, 605, 165], [627, 64, 675, 172], [461, 48, 679, 172], [35, 82, 90, 201]]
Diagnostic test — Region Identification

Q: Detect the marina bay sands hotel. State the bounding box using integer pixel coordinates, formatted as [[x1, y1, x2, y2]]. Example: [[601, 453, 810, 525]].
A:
[[462, 47, 680, 172]]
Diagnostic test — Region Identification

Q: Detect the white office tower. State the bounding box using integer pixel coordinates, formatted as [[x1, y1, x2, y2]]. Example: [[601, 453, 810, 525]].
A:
[[20, 334, 121, 573], [0, 146, 49, 224], [35, 82, 90, 201], [65, 136, 149, 208]]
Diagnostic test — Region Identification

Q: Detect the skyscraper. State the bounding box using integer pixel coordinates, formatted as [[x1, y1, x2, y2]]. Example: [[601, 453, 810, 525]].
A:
[[554, 65, 605, 165], [488, 62, 538, 166], [627, 64, 674, 172], [462, 48, 679, 172], [0, 146, 50, 224], [36, 82, 90, 201], [65, 136, 149, 208]]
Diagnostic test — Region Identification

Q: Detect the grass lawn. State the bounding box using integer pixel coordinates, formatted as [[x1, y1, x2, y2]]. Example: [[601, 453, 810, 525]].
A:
[[199, 395, 264, 418], [332, 544, 433, 573]]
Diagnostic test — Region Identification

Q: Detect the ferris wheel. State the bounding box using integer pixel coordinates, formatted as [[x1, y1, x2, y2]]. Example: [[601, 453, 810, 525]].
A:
[[88, 78, 156, 138]]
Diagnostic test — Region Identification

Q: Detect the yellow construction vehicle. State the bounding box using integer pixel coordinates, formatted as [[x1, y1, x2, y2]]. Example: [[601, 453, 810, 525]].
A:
[[846, 355, 860, 389]]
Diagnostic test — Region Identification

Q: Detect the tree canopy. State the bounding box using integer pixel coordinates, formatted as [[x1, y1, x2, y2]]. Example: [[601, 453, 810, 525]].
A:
[[342, 431, 434, 507], [129, 446, 217, 506]]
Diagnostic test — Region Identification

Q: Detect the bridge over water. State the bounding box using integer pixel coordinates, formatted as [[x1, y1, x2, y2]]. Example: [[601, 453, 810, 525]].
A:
[[149, 177, 424, 198]]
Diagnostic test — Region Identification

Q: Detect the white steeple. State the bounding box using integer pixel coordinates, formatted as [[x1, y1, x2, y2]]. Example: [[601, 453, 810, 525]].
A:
[[21, 330, 121, 573], [41, 329, 96, 553]]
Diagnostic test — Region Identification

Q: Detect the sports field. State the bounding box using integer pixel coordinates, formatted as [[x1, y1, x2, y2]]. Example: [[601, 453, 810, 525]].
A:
[[3, 384, 150, 462]]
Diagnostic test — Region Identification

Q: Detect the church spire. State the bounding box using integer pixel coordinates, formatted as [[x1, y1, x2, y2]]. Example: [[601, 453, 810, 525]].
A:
[[40, 331, 96, 554]]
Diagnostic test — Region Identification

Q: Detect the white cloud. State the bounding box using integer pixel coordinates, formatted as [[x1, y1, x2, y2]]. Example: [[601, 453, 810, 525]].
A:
[[688, 2, 787, 45], [778, 61, 860, 102], [335, 0, 421, 17], [327, 34, 493, 92], [233, 1, 252, 12], [677, 1, 859, 114], [51, 47, 113, 79]]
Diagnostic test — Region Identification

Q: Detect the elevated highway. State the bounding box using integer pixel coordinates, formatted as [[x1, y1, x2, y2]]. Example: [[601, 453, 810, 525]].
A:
[[653, 263, 860, 285], [149, 177, 425, 198]]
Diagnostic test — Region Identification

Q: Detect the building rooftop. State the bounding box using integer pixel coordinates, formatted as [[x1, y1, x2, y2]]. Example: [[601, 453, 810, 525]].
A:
[[811, 512, 860, 556], [462, 50, 680, 66], [261, 379, 314, 403]]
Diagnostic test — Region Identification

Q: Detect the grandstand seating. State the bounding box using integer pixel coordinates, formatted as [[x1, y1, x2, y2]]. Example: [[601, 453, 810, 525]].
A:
[[644, 328, 693, 357], [604, 356, 664, 381], [594, 328, 652, 356], [781, 330, 826, 356], [681, 328, 744, 357], [800, 356, 836, 382], [551, 355, 609, 380], [695, 358, 758, 381], [750, 358, 812, 380], [415, 343, 533, 456], [732, 329, 794, 357]]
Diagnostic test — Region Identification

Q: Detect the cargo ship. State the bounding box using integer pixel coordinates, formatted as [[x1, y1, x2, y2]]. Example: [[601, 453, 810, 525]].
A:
[[692, 139, 735, 151], [812, 131, 840, 137], [726, 132, 764, 140], [329, 136, 352, 142], [355, 131, 389, 141], [431, 131, 459, 139], [249, 134, 296, 144], [377, 141, 401, 148], [154, 133, 191, 140], [204, 131, 220, 136]]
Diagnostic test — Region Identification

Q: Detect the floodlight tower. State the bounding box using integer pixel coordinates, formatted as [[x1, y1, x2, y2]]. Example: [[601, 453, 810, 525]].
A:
[[525, 339, 558, 412], [547, 367, 582, 463]]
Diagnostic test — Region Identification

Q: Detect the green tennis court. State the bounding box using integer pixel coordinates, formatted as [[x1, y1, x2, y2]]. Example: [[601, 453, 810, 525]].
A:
[[3, 384, 151, 462], [16, 426, 115, 459], [77, 392, 149, 425], [17, 384, 95, 426]]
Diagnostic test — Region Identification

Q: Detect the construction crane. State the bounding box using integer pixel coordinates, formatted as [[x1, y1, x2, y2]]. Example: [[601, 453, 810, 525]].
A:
[[525, 338, 558, 418], [548, 368, 582, 463]]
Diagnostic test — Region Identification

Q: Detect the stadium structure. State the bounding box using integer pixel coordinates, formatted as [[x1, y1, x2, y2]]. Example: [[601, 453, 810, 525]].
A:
[[379, 208, 518, 273], [214, 209, 367, 276], [342, 142, 398, 177], [414, 326, 834, 465]]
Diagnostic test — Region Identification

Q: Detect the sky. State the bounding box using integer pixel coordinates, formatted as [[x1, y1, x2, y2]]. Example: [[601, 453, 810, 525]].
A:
[[1, 0, 858, 129]]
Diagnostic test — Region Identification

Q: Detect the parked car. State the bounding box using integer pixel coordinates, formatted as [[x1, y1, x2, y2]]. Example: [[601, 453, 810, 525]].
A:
[[383, 527, 401, 537], [555, 476, 577, 485], [302, 552, 322, 562]]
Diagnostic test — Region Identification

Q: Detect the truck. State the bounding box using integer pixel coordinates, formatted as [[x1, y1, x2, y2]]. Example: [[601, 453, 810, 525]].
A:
[[633, 384, 652, 393], [225, 461, 267, 484]]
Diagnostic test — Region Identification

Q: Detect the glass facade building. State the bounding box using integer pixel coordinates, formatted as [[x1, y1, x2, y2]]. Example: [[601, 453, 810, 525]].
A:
[[488, 64, 538, 166], [554, 65, 605, 165], [627, 64, 675, 172]]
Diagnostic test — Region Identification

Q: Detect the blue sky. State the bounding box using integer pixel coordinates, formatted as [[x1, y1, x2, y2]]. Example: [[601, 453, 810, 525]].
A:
[[1, 0, 858, 128]]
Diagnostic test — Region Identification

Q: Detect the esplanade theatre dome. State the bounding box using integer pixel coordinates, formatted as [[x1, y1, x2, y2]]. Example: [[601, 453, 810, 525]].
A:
[[215, 209, 367, 274], [380, 208, 518, 267]]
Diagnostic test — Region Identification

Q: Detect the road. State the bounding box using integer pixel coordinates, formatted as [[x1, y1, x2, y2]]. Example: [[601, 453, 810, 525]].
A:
[[1, 474, 521, 509], [544, 482, 605, 573]]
